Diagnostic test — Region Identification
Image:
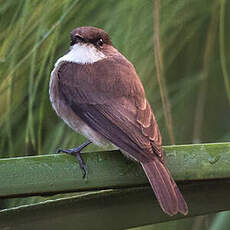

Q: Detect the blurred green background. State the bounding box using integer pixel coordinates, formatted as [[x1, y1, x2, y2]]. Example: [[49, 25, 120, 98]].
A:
[[0, 0, 230, 229]]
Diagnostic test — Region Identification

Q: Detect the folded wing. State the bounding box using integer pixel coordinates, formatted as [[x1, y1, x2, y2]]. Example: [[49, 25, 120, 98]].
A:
[[57, 57, 163, 162]]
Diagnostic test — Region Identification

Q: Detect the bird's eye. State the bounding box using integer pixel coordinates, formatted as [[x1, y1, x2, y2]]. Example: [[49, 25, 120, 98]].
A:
[[97, 38, 103, 47]]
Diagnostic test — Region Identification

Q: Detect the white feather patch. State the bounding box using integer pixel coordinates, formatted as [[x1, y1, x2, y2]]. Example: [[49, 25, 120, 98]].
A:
[[55, 43, 106, 66]]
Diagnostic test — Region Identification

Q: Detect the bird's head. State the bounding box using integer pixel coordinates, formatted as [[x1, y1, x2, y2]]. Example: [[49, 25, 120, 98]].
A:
[[70, 26, 112, 49]]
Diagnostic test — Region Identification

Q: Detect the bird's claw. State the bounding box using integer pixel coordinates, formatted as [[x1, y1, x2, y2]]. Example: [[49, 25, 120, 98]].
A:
[[55, 141, 92, 179]]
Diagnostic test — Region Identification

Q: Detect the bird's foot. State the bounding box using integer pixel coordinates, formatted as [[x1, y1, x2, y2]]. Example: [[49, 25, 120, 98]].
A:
[[56, 140, 92, 179]]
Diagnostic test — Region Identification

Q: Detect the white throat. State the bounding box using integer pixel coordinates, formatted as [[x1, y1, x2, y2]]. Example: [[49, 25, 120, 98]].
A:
[[55, 43, 106, 66]]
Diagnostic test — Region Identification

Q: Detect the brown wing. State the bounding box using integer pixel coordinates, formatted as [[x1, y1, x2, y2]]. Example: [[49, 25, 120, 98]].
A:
[[57, 56, 163, 163]]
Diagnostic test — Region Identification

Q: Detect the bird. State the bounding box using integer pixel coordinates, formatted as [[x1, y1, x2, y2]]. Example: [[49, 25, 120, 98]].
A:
[[49, 26, 188, 216]]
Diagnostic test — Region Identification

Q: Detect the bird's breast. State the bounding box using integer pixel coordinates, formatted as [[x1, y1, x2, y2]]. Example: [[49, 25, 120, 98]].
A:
[[49, 62, 110, 147]]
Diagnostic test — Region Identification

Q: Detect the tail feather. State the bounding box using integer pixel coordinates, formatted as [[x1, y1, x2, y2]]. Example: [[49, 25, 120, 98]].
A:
[[141, 159, 188, 216], [170, 176, 188, 215]]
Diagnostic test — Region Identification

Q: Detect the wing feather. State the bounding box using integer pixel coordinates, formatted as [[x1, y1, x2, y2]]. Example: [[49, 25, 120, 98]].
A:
[[57, 57, 163, 162]]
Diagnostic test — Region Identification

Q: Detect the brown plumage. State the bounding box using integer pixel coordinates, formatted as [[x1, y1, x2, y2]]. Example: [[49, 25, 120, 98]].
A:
[[49, 26, 188, 215]]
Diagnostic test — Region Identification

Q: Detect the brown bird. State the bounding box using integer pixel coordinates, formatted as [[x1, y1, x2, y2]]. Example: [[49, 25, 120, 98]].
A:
[[49, 26, 188, 216]]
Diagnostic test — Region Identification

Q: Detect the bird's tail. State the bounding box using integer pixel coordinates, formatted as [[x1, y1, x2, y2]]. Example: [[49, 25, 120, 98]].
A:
[[141, 159, 188, 216]]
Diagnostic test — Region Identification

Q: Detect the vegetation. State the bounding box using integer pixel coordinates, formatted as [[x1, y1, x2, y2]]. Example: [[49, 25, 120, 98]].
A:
[[0, 0, 229, 229]]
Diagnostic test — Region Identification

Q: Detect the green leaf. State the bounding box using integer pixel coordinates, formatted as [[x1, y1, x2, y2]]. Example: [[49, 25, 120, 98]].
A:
[[0, 142, 229, 198], [0, 142, 230, 229]]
